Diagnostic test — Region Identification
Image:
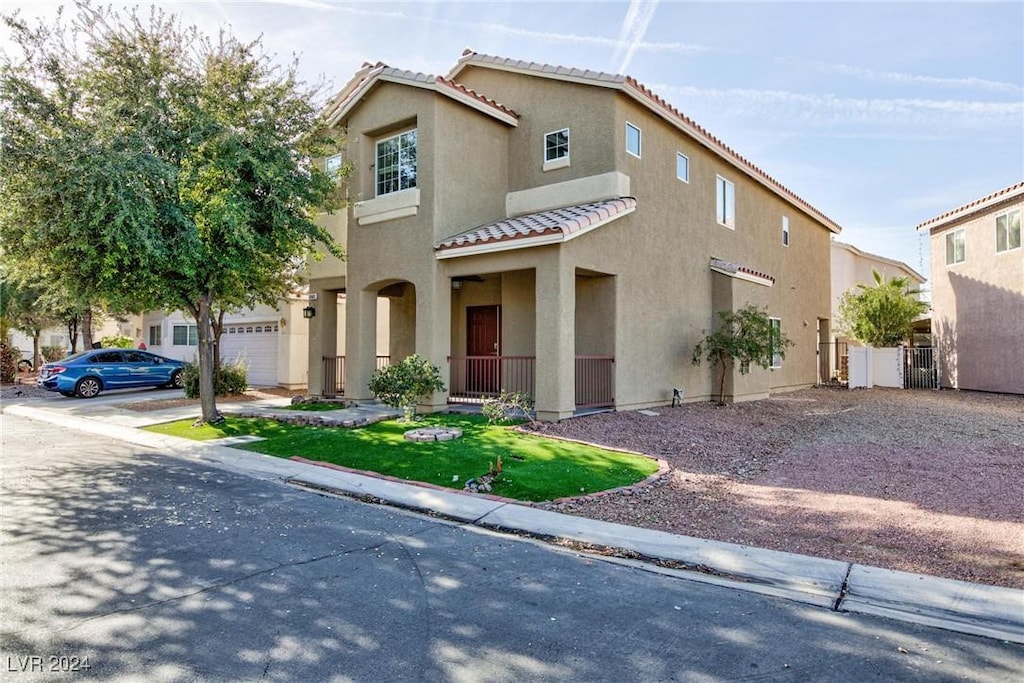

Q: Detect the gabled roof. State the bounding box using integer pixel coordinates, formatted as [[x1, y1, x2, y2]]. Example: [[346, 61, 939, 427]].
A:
[[323, 61, 519, 128], [915, 181, 1024, 233], [831, 240, 925, 284], [449, 50, 842, 235], [435, 197, 636, 259]]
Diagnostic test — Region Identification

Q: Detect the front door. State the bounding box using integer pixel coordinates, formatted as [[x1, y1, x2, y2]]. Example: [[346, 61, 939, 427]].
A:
[[467, 305, 500, 394]]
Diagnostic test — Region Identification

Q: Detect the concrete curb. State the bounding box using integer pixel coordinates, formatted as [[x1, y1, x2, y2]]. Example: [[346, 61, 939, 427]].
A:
[[4, 401, 1022, 643]]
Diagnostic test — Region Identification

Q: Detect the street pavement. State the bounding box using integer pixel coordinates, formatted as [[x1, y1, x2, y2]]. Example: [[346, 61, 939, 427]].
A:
[[2, 403, 1023, 681]]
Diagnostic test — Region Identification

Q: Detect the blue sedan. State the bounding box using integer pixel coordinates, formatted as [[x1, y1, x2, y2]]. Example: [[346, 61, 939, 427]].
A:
[[39, 349, 185, 398]]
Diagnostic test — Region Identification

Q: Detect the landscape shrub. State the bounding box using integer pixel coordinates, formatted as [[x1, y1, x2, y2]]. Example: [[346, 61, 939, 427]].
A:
[[41, 346, 66, 362], [100, 334, 134, 348], [0, 345, 17, 383], [368, 354, 445, 420], [182, 360, 249, 398]]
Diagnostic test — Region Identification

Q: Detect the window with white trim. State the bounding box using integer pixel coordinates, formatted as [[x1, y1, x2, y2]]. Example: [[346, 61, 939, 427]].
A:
[[782, 216, 790, 246], [172, 324, 198, 346], [716, 175, 735, 228], [148, 325, 162, 347], [676, 152, 689, 182], [625, 122, 641, 158], [996, 209, 1021, 253], [325, 153, 343, 179], [945, 228, 965, 265], [544, 128, 569, 163], [769, 318, 783, 369], [375, 129, 417, 196]]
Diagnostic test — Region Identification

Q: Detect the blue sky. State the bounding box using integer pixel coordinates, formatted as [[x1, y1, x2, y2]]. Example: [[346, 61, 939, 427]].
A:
[[5, 1, 1023, 287]]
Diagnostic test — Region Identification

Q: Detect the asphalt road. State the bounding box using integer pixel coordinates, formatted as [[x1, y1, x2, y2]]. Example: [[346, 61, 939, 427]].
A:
[[2, 412, 1022, 682]]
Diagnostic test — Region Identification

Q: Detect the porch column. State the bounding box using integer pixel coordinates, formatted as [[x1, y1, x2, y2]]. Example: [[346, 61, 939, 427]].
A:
[[307, 287, 337, 397], [534, 252, 576, 421], [415, 277, 451, 414], [345, 287, 378, 401]]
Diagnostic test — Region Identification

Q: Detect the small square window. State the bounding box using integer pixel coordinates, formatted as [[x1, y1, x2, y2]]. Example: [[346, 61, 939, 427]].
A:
[[325, 153, 343, 179], [148, 325, 162, 347], [945, 228, 965, 265], [782, 216, 790, 247], [626, 122, 641, 158], [996, 210, 1021, 253], [676, 153, 689, 182], [544, 129, 569, 162]]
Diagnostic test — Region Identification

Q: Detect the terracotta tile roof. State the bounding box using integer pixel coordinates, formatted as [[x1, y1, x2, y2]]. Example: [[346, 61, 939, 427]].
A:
[[450, 50, 842, 235], [323, 62, 518, 127], [709, 258, 776, 285], [436, 197, 636, 253], [915, 180, 1024, 232]]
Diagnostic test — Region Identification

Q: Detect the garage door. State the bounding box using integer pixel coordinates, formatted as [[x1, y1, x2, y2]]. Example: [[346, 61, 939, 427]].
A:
[[220, 322, 279, 387]]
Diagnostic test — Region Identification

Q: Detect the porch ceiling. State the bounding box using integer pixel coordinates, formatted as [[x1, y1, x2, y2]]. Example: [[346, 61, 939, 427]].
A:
[[435, 197, 636, 260]]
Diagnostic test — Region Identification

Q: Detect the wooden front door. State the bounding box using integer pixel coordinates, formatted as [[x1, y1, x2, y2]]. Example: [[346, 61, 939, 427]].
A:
[[467, 305, 500, 394]]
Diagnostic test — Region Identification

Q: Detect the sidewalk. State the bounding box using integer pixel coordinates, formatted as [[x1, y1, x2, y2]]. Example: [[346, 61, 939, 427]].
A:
[[3, 393, 1022, 644]]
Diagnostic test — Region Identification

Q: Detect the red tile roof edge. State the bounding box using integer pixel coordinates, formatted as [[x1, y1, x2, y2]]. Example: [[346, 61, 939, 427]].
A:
[[915, 180, 1024, 231]]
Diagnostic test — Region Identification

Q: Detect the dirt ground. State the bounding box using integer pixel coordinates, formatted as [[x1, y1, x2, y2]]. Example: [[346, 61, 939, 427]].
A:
[[529, 387, 1024, 589]]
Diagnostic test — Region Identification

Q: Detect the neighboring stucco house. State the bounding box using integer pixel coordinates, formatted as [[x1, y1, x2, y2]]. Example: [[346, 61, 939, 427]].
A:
[[825, 240, 927, 382], [916, 181, 1024, 394], [307, 51, 843, 420]]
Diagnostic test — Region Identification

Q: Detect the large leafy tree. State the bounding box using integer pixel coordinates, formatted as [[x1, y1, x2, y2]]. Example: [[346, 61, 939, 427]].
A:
[[838, 270, 928, 347], [692, 304, 793, 404], [0, 270, 61, 370], [2, 2, 344, 422]]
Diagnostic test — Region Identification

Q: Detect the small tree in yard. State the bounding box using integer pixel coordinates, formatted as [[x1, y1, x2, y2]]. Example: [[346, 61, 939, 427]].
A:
[[838, 270, 928, 347], [368, 355, 446, 421], [692, 304, 792, 405]]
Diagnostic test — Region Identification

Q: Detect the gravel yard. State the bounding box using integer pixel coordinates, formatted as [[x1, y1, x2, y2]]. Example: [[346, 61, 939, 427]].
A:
[[531, 387, 1024, 589]]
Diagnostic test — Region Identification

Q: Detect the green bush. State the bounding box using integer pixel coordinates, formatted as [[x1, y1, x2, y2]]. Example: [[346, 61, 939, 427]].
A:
[[482, 390, 535, 425], [41, 346, 66, 362], [101, 334, 134, 348], [368, 354, 445, 420], [182, 360, 249, 398]]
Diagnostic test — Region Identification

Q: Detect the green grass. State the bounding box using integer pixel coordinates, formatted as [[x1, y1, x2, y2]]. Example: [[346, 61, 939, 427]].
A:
[[282, 401, 348, 412], [145, 413, 658, 502]]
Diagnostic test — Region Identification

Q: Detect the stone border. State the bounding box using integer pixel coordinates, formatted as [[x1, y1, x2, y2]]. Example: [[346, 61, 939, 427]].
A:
[[225, 408, 398, 429]]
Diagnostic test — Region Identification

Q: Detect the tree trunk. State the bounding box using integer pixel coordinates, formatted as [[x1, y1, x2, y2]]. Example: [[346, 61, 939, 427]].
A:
[[196, 296, 221, 424], [81, 308, 94, 349], [213, 308, 224, 379], [66, 315, 79, 353], [32, 331, 40, 371]]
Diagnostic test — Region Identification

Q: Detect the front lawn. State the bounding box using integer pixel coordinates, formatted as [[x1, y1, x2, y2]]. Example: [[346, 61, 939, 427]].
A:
[[145, 413, 659, 502]]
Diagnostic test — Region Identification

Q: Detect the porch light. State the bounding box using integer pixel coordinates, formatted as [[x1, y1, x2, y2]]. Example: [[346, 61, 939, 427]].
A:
[[303, 305, 316, 319]]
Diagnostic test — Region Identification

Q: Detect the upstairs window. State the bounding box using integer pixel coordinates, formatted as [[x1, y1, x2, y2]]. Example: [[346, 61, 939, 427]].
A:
[[945, 228, 965, 265], [376, 129, 417, 196], [782, 216, 790, 246], [544, 128, 569, 162], [626, 122, 641, 158], [716, 175, 735, 228], [676, 152, 689, 182], [996, 209, 1021, 253], [325, 153, 343, 179]]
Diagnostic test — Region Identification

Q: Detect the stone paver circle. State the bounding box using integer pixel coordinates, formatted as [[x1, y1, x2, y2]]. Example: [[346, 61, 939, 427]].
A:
[[403, 427, 464, 443]]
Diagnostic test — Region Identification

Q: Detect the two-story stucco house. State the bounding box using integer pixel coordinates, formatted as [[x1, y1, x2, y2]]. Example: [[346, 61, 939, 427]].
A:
[[916, 181, 1024, 394], [306, 51, 844, 420]]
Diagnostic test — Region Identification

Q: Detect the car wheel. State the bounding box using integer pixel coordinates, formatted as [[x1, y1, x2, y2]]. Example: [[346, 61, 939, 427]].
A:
[[17, 360, 33, 372], [75, 376, 102, 398], [170, 370, 184, 389]]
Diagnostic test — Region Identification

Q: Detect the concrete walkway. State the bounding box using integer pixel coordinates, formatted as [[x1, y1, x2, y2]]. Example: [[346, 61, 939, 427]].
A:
[[3, 393, 1022, 644]]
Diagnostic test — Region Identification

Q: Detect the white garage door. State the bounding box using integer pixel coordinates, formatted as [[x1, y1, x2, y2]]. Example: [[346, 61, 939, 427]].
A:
[[220, 322, 279, 387]]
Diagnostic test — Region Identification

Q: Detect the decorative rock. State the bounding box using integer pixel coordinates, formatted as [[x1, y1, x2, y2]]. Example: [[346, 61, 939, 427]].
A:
[[403, 427, 464, 442], [290, 395, 307, 405]]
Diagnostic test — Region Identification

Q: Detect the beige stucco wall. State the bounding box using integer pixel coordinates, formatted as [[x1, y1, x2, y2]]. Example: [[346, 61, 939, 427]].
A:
[[310, 64, 836, 415], [928, 196, 1024, 394]]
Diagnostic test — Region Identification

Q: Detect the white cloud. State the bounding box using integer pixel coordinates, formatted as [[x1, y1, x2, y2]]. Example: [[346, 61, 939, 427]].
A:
[[782, 58, 1023, 95], [610, 0, 659, 73]]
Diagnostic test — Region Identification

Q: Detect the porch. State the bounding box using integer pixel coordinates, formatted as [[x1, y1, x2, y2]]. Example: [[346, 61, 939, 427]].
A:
[[321, 353, 615, 410]]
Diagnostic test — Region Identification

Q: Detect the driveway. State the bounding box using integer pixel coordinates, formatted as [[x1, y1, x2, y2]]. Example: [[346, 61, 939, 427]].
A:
[[536, 388, 1024, 589]]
